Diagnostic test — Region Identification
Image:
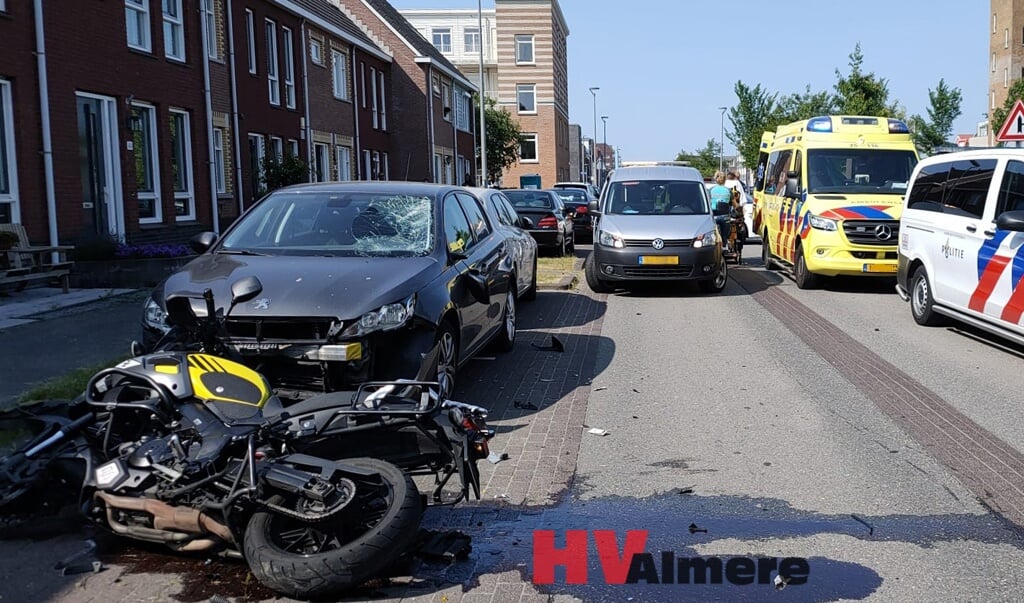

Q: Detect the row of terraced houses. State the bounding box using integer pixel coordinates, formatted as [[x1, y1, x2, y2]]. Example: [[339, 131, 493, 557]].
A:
[[0, 0, 487, 246]]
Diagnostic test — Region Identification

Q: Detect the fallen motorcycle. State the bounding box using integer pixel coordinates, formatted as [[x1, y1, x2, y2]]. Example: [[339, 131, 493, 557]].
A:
[[0, 277, 494, 599]]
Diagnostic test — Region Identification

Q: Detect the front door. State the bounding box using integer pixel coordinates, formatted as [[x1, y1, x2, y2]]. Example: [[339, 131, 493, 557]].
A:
[[77, 93, 124, 239]]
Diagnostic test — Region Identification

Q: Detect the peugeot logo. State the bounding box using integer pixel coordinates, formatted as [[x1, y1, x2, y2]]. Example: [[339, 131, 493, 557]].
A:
[[874, 225, 893, 241], [252, 298, 272, 310], [652, 238, 665, 250]]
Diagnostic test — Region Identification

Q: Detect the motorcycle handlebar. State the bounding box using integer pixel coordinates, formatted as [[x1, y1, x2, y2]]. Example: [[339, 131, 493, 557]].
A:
[[84, 368, 177, 423]]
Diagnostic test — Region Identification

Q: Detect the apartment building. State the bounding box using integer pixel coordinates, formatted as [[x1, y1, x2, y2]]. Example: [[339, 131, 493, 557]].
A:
[[400, 8, 498, 102], [991, 0, 1024, 143]]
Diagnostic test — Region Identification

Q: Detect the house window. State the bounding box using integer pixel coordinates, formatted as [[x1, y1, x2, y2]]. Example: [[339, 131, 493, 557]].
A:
[[519, 132, 538, 162], [994, 13, 997, 34], [310, 38, 323, 65], [1006, 67, 1010, 88], [360, 63, 367, 108], [433, 153, 442, 183], [372, 151, 380, 180], [245, 9, 256, 74], [432, 74, 440, 96], [370, 67, 379, 128], [282, 27, 296, 109], [444, 155, 452, 184], [515, 34, 534, 64], [313, 143, 329, 182], [130, 103, 160, 222], [464, 26, 480, 53], [169, 109, 194, 220], [203, 0, 217, 59], [162, 0, 185, 61], [378, 71, 387, 131], [363, 150, 371, 181], [1007, 28, 1011, 49], [0, 0, 7, 12], [266, 20, 280, 105], [993, 52, 997, 72], [126, 0, 151, 52], [213, 127, 226, 194], [269, 136, 283, 161], [442, 82, 451, 121], [456, 91, 469, 130], [432, 27, 451, 53], [382, 152, 389, 180], [287, 139, 299, 158], [332, 49, 348, 100], [335, 146, 351, 181], [0, 80, 20, 223], [517, 83, 536, 113]]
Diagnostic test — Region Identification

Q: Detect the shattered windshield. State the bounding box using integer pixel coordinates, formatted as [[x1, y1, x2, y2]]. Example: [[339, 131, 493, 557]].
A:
[[219, 191, 435, 257]]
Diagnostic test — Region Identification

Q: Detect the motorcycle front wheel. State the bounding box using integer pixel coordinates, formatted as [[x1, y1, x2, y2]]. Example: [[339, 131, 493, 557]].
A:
[[243, 457, 422, 599]]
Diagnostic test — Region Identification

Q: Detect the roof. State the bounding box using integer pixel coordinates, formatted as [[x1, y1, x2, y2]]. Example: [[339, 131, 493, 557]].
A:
[[277, 0, 389, 61], [274, 180, 465, 198], [607, 165, 704, 183], [361, 0, 476, 90]]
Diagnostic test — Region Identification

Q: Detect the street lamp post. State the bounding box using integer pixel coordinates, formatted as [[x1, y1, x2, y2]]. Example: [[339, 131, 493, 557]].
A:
[[477, 0, 487, 186], [718, 106, 727, 173], [589, 87, 599, 184], [601, 115, 608, 187]]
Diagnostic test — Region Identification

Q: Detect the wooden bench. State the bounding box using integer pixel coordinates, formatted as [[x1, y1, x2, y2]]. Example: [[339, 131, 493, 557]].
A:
[[0, 224, 75, 293]]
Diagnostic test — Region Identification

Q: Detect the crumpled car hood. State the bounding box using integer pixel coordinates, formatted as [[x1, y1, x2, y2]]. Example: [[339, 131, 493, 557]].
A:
[[157, 253, 439, 320]]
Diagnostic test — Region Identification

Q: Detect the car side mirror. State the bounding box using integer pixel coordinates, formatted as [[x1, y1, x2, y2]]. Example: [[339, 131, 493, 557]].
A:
[[784, 176, 800, 199], [588, 200, 599, 213], [519, 216, 535, 229], [996, 210, 1024, 232], [190, 231, 218, 254], [230, 276, 263, 306], [464, 269, 490, 305]]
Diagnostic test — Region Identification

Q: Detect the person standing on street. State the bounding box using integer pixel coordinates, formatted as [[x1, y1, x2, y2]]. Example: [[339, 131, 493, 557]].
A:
[[725, 171, 745, 204], [709, 171, 733, 209]]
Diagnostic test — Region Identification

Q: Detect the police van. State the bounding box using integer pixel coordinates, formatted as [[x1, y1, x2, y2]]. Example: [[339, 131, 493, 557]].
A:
[[897, 149, 1024, 345], [758, 115, 920, 288]]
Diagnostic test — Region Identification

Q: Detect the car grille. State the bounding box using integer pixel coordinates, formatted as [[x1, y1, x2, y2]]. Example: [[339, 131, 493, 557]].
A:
[[843, 220, 899, 246], [225, 318, 334, 341], [621, 265, 694, 278], [623, 238, 693, 248]]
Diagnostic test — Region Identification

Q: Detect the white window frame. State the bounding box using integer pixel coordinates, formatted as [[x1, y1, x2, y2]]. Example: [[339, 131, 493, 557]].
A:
[[442, 82, 451, 122], [382, 152, 389, 180], [203, 0, 217, 59], [332, 49, 348, 100], [519, 132, 538, 163], [370, 67, 378, 128], [1007, 28, 1011, 49], [130, 101, 161, 224], [213, 127, 226, 194], [126, 0, 152, 52], [431, 27, 451, 53], [269, 136, 283, 161], [378, 70, 386, 131], [310, 38, 323, 65], [464, 26, 480, 53], [515, 34, 534, 64], [360, 63, 367, 108], [372, 151, 380, 180], [335, 146, 351, 181], [245, 9, 256, 74], [248, 133, 266, 198], [1006, 67, 1010, 88], [433, 153, 441, 183], [993, 52, 997, 72], [0, 0, 8, 12], [266, 20, 280, 106], [517, 83, 536, 114], [313, 143, 329, 182], [287, 138, 299, 158], [162, 0, 185, 61], [169, 109, 195, 221], [282, 27, 296, 109], [0, 79, 20, 224], [364, 150, 372, 181]]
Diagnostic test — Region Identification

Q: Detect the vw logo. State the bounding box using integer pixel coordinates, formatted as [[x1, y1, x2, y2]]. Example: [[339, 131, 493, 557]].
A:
[[651, 238, 665, 250], [874, 225, 893, 241]]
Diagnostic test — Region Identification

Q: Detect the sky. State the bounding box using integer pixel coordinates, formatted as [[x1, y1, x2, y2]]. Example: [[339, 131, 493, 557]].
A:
[[390, 0, 991, 162]]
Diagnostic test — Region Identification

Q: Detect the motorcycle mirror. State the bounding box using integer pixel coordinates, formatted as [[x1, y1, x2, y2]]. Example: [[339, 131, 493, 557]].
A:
[[130, 340, 145, 357], [230, 276, 263, 306]]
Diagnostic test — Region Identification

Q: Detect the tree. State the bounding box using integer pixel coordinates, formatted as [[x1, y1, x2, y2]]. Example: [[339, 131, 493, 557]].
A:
[[777, 85, 837, 123], [475, 95, 522, 186], [260, 152, 307, 196], [908, 79, 963, 154], [676, 139, 721, 178], [834, 43, 894, 117], [728, 82, 779, 174], [991, 79, 1024, 146]]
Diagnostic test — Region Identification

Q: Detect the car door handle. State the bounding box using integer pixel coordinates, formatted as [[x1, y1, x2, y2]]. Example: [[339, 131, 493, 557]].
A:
[[966, 224, 977, 233], [984, 228, 996, 237]]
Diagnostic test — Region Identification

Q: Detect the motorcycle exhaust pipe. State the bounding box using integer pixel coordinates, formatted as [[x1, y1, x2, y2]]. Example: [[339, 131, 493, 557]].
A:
[[95, 492, 234, 544]]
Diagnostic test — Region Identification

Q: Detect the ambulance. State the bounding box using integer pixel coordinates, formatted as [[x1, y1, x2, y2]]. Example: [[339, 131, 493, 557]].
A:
[[751, 131, 775, 234], [758, 115, 920, 288]]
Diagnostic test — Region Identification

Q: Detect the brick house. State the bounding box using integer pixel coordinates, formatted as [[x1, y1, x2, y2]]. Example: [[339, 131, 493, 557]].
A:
[[330, 0, 478, 185]]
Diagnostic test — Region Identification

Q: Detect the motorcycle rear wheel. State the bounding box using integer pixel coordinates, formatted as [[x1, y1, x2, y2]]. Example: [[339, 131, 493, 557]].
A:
[[243, 457, 422, 599]]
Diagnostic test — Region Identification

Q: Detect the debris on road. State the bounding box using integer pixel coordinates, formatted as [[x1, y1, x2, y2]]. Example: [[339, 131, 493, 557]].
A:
[[53, 539, 102, 576], [587, 428, 610, 436], [513, 400, 539, 410], [531, 335, 565, 352], [688, 523, 708, 534], [487, 452, 510, 464], [416, 530, 472, 562], [593, 386, 607, 391]]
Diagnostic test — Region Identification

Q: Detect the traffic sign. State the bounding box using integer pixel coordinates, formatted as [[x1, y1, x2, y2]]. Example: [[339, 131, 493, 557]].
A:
[[996, 99, 1024, 142]]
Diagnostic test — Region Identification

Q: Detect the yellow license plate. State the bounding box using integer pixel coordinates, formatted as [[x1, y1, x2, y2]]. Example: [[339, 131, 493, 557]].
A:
[[863, 263, 898, 273], [638, 256, 679, 265]]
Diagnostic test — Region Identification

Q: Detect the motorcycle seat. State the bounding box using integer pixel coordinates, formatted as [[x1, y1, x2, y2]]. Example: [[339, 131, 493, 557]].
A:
[[277, 390, 359, 418]]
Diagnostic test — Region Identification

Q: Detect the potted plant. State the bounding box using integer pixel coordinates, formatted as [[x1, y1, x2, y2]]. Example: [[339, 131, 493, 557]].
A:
[[0, 231, 19, 251]]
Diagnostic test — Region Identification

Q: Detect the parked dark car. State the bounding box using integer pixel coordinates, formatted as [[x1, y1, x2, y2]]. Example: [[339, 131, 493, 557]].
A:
[[549, 187, 595, 242], [469, 187, 540, 300], [141, 182, 522, 400], [502, 189, 576, 256]]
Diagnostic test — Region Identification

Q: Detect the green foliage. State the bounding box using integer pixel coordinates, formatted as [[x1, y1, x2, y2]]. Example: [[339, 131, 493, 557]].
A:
[[260, 152, 307, 196], [991, 79, 1024, 146], [833, 43, 896, 117], [778, 86, 837, 122], [729, 82, 780, 175], [676, 139, 722, 178], [19, 357, 128, 403], [909, 79, 963, 155], [476, 96, 523, 186]]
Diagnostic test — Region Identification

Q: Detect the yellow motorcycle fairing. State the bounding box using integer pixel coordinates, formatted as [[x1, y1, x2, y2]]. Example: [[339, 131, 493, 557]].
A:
[[186, 353, 272, 412]]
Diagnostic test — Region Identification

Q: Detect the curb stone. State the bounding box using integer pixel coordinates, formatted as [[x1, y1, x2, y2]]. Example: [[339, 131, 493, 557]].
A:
[[537, 256, 585, 291]]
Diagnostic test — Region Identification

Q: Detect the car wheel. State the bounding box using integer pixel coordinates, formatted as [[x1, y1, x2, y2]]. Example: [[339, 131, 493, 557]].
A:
[[492, 289, 516, 351], [585, 254, 614, 293], [434, 322, 458, 399], [699, 260, 728, 293], [762, 232, 778, 270], [522, 256, 538, 301], [910, 266, 945, 326], [794, 242, 819, 289]]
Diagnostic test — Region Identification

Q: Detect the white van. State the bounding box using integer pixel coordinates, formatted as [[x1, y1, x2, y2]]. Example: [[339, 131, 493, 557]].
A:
[[586, 164, 728, 293], [896, 149, 1024, 345]]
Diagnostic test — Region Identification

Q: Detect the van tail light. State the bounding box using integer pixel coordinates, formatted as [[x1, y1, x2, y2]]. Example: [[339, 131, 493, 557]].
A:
[[537, 215, 558, 229], [576, 205, 588, 214]]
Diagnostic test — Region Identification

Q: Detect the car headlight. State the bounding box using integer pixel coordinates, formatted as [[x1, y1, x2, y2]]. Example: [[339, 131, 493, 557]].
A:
[[808, 214, 838, 231], [341, 294, 416, 337], [692, 229, 718, 249], [599, 230, 624, 248], [143, 297, 170, 333]]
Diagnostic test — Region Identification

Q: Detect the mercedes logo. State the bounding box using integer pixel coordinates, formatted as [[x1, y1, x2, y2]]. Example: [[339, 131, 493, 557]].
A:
[[874, 225, 893, 241], [652, 238, 665, 250]]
